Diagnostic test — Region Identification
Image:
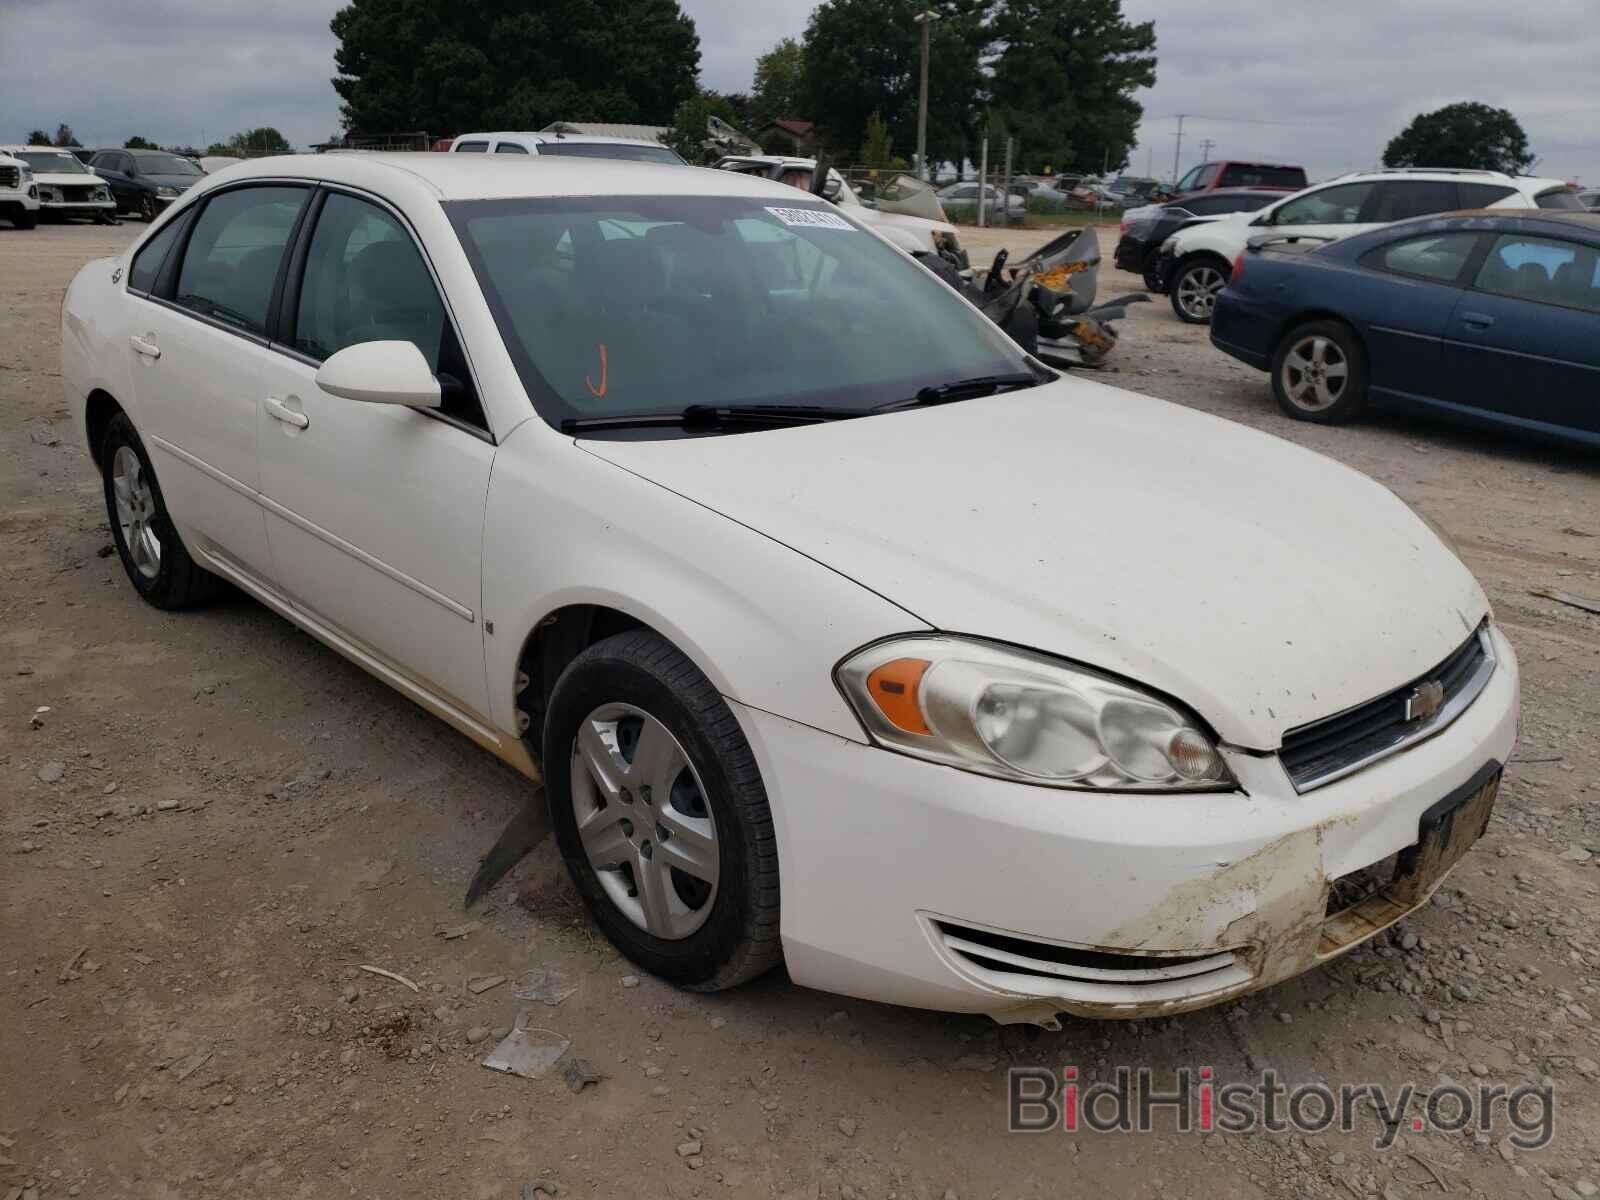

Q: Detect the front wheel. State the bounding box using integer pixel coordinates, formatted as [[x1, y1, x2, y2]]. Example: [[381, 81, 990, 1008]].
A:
[[1169, 257, 1228, 323], [13, 207, 37, 230], [544, 630, 781, 991], [139, 194, 157, 222], [1270, 320, 1368, 424]]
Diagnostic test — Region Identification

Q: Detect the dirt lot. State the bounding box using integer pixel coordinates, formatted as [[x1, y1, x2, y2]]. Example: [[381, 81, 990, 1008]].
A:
[[3, 217, 1599, 1200]]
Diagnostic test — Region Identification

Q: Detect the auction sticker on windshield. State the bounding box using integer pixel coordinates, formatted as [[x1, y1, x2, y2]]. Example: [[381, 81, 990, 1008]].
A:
[[766, 207, 855, 230]]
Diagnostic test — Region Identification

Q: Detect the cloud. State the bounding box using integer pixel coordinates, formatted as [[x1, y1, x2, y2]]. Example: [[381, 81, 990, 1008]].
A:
[[0, 0, 1591, 184]]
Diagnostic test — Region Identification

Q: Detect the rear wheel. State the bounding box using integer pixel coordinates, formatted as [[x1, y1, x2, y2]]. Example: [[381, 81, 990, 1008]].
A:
[[1270, 320, 1368, 424], [544, 630, 781, 991], [1169, 256, 1228, 323], [101, 412, 223, 608]]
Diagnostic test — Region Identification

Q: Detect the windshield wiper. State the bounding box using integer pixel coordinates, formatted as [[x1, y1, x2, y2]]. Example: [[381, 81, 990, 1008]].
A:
[[561, 404, 865, 434], [872, 371, 1048, 414]]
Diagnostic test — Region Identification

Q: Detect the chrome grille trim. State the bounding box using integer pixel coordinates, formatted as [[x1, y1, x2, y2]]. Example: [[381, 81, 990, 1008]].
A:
[[1279, 626, 1496, 793]]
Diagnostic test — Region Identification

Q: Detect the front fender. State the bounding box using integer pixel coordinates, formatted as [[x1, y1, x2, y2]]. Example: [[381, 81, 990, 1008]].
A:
[[481, 422, 928, 744]]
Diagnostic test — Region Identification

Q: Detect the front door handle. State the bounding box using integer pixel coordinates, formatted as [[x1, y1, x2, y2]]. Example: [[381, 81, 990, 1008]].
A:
[[264, 396, 309, 430], [1461, 312, 1495, 331], [129, 334, 161, 359]]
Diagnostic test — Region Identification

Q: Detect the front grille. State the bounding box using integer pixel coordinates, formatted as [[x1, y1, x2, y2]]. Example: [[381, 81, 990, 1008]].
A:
[[1280, 625, 1494, 792], [0, 165, 18, 189], [62, 184, 97, 203], [930, 917, 1251, 1009]]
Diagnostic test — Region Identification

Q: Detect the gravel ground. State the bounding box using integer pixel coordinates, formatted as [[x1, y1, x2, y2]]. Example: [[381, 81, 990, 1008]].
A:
[[3, 216, 1599, 1200]]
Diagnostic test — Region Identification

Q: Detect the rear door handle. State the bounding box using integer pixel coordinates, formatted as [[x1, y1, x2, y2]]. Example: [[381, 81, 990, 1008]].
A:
[[263, 396, 309, 430], [129, 334, 161, 359], [1461, 312, 1495, 330]]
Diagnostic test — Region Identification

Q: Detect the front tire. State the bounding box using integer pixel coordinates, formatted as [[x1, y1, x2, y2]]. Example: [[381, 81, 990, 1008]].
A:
[[13, 208, 37, 230], [1271, 320, 1368, 424], [1169, 256, 1229, 323], [544, 630, 781, 991], [101, 412, 223, 608], [138, 194, 157, 222]]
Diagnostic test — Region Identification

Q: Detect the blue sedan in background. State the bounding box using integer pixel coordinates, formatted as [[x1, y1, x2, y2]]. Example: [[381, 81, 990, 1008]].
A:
[[1211, 211, 1600, 446]]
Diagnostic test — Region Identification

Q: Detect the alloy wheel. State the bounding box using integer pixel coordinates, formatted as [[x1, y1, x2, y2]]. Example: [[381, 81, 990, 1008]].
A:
[[570, 702, 719, 940], [1280, 335, 1349, 412], [111, 445, 162, 580], [1176, 265, 1225, 319]]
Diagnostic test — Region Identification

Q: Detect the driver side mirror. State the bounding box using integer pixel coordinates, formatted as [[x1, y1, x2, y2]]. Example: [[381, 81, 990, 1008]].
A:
[[315, 340, 441, 409], [821, 176, 842, 201]]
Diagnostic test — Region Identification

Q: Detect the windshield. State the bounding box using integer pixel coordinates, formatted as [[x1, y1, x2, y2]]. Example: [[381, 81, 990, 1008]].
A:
[[17, 151, 88, 174], [134, 152, 202, 176], [539, 142, 686, 166], [448, 195, 1032, 432]]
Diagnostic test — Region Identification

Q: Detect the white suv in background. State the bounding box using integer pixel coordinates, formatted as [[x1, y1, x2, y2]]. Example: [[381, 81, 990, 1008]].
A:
[[0, 150, 41, 229], [448, 131, 687, 166], [0, 145, 116, 223], [1156, 168, 1582, 323]]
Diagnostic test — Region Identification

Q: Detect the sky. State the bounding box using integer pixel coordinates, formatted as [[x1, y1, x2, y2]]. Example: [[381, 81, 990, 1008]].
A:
[[1, 0, 1594, 184]]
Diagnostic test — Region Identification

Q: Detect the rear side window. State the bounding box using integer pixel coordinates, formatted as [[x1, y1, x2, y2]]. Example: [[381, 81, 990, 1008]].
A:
[[1536, 187, 1585, 211], [1368, 181, 1461, 222], [174, 186, 306, 336], [494, 142, 530, 154], [1475, 234, 1600, 311], [454, 141, 489, 153], [128, 218, 184, 294], [1273, 182, 1376, 227], [1370, 232, 1481, 282], [1219, 165, 1306, 189], [1458, 183, 1516, 208]]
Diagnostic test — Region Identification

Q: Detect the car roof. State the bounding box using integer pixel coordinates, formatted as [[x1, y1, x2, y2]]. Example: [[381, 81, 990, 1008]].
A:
[[190, 152, 803, 203], [2, 144, 77, 153]]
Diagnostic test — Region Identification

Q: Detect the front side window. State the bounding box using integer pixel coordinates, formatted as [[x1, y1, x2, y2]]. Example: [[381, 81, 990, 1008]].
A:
[[1368, 181, 1461, 223], [174, 186, 306, 335], [1474, 234, 1600, 311], [1371, 232, 1481, 283], [448, 195, 1034, 431], [1272, 182, 1376, 227], [128, 217, 186, 293]]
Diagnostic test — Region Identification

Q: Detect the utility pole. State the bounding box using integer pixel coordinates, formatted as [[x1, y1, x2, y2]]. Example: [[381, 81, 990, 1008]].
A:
[[1198, 138, 1216, 163], [913, 9, 941, 181], [1170, 113, 1187, 186], [977, 136, 989, 227]]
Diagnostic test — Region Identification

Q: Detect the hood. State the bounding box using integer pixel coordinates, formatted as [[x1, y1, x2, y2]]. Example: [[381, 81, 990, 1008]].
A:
[[580, 379, 1488, 749], [142, 172, 199, 189], [33, 171, 102, 186]]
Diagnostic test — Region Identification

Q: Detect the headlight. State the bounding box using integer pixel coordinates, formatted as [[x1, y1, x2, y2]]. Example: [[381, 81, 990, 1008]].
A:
[[96, 187, 111, 200], [836, 636, 1235, 791], [157, 185, 178, 197], [19, 166, 32, 182], [933, 229, 962, 255]]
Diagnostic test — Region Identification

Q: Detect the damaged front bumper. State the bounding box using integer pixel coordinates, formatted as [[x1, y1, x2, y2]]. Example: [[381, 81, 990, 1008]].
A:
[[731, 626, 1518, 1026]]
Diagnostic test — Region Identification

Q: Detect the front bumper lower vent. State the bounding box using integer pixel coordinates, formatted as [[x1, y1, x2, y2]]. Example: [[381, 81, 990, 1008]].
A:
[[929, 917, 1250, 1011]]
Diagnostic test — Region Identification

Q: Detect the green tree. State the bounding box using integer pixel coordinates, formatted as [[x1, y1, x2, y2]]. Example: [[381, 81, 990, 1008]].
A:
[[800, 0, 987, 171], [989, 0, 1155, 174], [1382, 102, 1534, 174], [663, 90, 742, 163], [123, 136, 158, 150], [207, 127, 292, 156], [330, 0, 700, 134], [26, 129, 51, 146], [858, 111, 896, 168], [750, 37, 806, 129], [53, 123, 81, 147]]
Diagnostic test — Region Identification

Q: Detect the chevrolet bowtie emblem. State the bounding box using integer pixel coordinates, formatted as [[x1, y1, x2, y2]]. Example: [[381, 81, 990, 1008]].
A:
[[1405, 680, 1445, 722]]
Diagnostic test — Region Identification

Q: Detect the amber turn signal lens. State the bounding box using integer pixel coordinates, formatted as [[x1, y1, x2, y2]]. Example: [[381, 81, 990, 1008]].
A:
[[865, 658, 932, 735]]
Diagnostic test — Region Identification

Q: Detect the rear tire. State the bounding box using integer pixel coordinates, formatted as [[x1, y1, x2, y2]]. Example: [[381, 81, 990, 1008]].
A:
[[1270, 320, 1368, 424], [1169, 256, 1229, 323], [544, 630, 781, 991], [101, 412, 224, 608]]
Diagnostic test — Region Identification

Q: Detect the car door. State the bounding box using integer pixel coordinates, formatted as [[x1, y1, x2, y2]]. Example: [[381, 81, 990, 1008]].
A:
[[1352, 230, 1485, 404], [256, 188, 494, 720], [124, 183, 311, 579], [1252, 180, 1380, 246], [1439, 231, 1600, 434]]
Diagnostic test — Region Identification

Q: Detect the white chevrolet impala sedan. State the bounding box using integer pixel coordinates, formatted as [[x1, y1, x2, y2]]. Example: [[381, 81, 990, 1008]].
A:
[[61, 155, 1518, 1025]]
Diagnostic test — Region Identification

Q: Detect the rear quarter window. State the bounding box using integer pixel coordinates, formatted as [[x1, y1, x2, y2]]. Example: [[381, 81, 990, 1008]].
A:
[[1535, 187, 1585, 211], [128, 218, 185, 294], [1365, 231, 1481, 283], [1458, 183, 1516, 208]]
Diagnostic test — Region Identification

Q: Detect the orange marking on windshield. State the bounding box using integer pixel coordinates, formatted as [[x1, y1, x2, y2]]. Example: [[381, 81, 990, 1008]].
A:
[[585, 343, 609, 398]]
